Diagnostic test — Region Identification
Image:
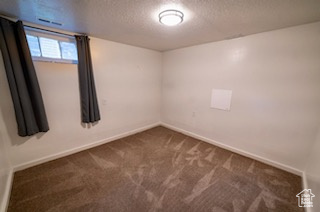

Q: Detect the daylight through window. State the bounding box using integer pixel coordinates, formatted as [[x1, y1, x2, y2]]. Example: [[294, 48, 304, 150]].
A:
[[25, 27, 78, 64]]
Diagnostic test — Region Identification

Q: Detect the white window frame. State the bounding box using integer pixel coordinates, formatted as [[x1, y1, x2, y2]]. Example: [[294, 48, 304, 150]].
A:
[[25, 27, 78, 64]]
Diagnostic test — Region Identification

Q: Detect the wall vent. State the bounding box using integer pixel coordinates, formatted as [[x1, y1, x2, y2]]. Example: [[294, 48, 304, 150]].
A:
[[38, 18, 50, 23], [51, 22, 62, 26], [37, 18, 63, 26]]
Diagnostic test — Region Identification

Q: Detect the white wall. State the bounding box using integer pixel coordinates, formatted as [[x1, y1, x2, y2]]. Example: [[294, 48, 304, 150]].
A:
[[162, 22, 320, 171], [0, 51, 12, 211], [0, 37, 162, 168], [0, 119, 11, 211], [1, 21, 320, 210], [305, 126, 320, 211]]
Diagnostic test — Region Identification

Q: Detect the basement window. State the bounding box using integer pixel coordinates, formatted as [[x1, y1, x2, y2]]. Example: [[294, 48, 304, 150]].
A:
[[25, 27, 78, 64]]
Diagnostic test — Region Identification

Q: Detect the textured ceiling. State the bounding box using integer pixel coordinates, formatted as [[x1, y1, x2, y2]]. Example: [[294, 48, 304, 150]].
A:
[[0, 0, 320, 51]]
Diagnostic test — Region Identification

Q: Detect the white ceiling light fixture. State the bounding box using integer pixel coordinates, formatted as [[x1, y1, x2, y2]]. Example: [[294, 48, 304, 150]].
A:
[[159, 10, 184, 26]]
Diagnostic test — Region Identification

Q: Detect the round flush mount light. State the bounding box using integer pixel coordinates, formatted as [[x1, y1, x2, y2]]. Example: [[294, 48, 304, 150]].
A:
[[159, 10, 184, 26]]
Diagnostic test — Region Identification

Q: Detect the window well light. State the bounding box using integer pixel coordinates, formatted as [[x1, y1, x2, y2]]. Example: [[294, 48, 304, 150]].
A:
[[159, 10, 184, 26]]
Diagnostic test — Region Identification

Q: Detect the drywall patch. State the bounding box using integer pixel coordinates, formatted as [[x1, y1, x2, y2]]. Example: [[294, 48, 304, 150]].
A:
[[210, 89, 232, 111]]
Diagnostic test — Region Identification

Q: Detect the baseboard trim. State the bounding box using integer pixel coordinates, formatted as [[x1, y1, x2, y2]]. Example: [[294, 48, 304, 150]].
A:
[[11, 121, 304, 176], [4, 121, 307, 211], [160, 122, 303, 176], [13, 122, 161, 172], [1, 169, 13, 212]]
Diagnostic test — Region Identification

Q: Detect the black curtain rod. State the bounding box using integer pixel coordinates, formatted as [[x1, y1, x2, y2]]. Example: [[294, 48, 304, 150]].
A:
[[24, 24, 76, 38]]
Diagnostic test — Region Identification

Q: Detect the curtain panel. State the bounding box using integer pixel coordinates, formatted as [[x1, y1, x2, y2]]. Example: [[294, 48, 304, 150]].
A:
[[0, 17, 49, 136], [75, 35, 100, 123]]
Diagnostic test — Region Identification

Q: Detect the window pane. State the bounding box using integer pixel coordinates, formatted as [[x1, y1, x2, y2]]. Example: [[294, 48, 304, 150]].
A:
[[26, 35, 41, 57], [39, 37, 61, 59], [60, 41, 78, 61]]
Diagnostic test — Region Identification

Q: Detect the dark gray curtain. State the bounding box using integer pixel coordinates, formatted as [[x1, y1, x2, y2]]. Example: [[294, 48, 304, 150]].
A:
[[0, 18, 49, 136], [75, 35, 100, 123]]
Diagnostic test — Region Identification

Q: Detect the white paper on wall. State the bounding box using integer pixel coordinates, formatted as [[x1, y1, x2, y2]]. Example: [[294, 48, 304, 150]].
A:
[[210, 89, 232, 111]]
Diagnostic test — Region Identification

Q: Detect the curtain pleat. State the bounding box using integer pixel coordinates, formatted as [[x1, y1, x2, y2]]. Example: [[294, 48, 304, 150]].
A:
[[0, 18, 49, 136], [75, 35, 100, 123]]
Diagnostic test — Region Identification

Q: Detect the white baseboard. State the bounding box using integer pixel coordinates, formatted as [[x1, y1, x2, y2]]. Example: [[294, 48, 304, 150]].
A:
[[11, 121, 304, 176], [2, 122, 160, 212], [160, 122, 303, 176], [13, 122, 161, 172], [1, 169, 13, 212], [4, 121, 308, 211]]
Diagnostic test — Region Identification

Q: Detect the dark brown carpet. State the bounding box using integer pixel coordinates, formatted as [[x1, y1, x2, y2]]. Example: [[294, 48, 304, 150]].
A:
[[8, 126, 303, 212]]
